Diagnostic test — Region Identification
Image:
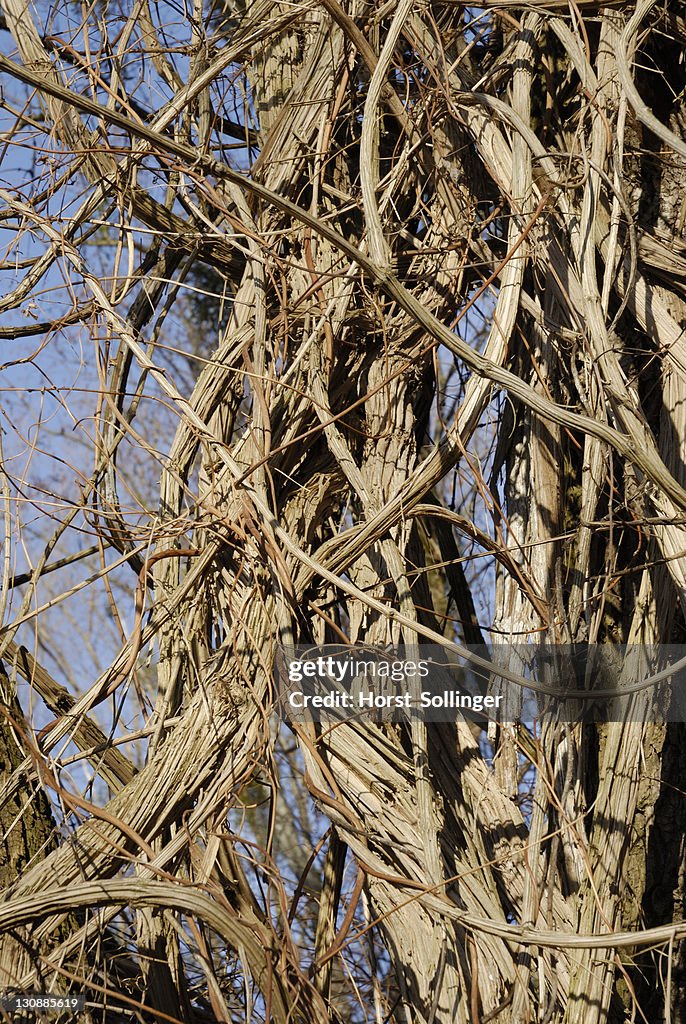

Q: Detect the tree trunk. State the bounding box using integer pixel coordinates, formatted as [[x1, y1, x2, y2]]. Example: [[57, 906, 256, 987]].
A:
[[2, 1, 686, 1021]]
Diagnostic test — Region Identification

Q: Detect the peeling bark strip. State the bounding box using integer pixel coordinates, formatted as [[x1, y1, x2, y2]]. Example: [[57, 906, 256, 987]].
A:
[[1, 1, 686, 1021]]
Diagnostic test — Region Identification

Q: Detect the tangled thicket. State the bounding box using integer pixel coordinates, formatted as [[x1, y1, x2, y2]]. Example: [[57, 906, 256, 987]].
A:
[[2, 1, 686, 1021]]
